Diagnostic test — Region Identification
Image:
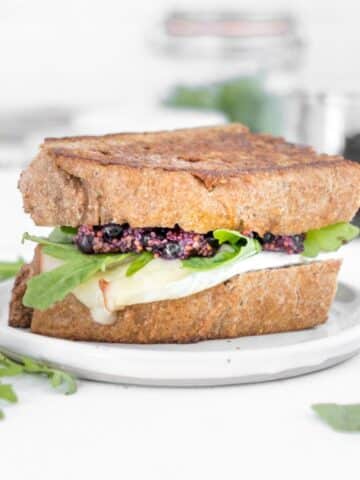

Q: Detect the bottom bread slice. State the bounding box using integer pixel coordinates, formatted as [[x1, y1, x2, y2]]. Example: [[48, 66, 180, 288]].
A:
[[9, 258, 341, 343]]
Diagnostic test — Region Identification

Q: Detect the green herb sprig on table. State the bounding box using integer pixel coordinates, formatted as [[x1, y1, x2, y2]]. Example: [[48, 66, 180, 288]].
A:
[[312, 403, 360, 432], [0, 352, 77, 420]]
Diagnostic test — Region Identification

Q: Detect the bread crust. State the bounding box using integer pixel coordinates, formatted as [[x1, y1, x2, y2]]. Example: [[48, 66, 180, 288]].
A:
[[19, 125, 360, 234], [8, 264, 35, 328], [9, 258, 341, 343]]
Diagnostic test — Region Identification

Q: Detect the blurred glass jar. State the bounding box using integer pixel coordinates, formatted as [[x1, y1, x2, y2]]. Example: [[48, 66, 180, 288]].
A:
[[280, 92, 360, 226], [282, 92, 360, 156], [152, 10, 305, 135]]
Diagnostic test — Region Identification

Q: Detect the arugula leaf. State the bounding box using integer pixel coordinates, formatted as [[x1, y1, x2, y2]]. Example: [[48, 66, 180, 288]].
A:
[[213, 229, 248, 246], [0, 259, 25, 282], [23, 233, 82, 261], [23, 232, 78, 252], [42, 244, 83, 261], [21, 356, 77, 395], [23, 258, 102, 310], [312, 403, 360, 432], [182, 229, 261, 271], [0, 353, 20, 418], [48, 226, 77, 244], [0, 355, 24, 377], [303, 223, 359, 257], [0, 384, 18, 403], [23, 253, 131, 310], [126, 252, 153, 277], [0, 351, 77, 419], [23, 232, 132, 310]]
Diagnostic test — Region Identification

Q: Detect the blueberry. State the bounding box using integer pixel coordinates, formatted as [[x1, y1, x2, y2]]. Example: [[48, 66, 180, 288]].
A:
[[207, 237, 220, 249], [163, 242, 181, 258], [153, 228, 168, 239], [77, 235, 94, 254], [142, 234, 153, 247], [103, 223, 125, 240], [263, 232, 275, 243]]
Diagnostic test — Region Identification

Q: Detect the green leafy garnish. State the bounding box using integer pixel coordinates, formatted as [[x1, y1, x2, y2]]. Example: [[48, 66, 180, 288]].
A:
[[23, 253, 132, 310], [0, 352, 76, 419], [312, 403, 360, 432], [0, 259, 25, 282], [182, 229, 261, 271], [303, 223, 359, 257], [23, 232, 82, 261], [126, 252, 154, 277], [22, 232, 132, 310], [23, 258, 103, 310], [48, 226, 77, 244]]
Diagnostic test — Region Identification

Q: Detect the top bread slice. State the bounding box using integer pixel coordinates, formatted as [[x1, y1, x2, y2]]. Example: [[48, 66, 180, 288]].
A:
[[19, 124, 360, 234]]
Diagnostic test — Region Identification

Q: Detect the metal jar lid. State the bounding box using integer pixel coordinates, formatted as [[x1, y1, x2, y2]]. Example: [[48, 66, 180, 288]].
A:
[[153, 10, 305, 66]]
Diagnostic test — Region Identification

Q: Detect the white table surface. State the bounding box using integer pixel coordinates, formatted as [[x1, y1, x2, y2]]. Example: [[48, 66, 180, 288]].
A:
[[1, 169, 360, 480]]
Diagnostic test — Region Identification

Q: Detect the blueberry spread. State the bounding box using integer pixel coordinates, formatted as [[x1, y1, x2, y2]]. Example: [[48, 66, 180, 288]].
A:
[[75, 224, 219, 260], [75, 224, 306, 258], [244, 231, 305, 254]]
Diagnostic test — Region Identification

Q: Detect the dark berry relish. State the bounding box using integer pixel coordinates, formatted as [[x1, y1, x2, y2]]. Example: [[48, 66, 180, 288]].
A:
[[244, 231, 305, 254], [75, 224, 306, 259], [75, 224, 219, 260]]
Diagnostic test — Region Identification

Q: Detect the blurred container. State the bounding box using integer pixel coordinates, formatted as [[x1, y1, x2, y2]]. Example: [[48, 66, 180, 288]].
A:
[[152, 10, 305, 135], [0, 107, 73, 168], [282, 92, 360, 156], [280, 91, 360, 227]]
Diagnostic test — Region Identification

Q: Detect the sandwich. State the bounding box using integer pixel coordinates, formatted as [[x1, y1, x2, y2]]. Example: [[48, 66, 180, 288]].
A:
[[9, 124, 360, 343]]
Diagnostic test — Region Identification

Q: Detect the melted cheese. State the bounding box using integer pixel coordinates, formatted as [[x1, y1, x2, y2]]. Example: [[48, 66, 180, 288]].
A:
[[41, 250, 342, 325]]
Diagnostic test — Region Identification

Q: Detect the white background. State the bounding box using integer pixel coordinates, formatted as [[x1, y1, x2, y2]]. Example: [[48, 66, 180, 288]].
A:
[[1, 0, 360, 110], [1, 1, 360, 479]]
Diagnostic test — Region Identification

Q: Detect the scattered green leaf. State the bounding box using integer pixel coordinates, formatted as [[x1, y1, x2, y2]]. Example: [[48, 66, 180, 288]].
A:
[[312, 403, 360, 432], [0, 384, 18, 403], [0, 354, 24, 377], [21, 356, 77, 395], [303, 223, 359, 257], [0, 351, 77, 420], [126, 252, 154, 277]]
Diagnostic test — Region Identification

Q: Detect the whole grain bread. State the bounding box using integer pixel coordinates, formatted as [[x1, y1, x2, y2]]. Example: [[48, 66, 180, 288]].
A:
[[19, 124, 360, 235], [9, 256, 341, 343], [8, 264, 35, 328]]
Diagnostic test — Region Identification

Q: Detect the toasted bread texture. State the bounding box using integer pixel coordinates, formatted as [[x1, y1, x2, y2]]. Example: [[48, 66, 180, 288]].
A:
[[8, 264, 35, 328], [9, 256, 341, 343], [19, 124, 360, 235]]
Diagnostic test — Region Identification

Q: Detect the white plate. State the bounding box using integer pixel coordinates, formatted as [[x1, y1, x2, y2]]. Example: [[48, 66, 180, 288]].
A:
[[1, 280, 360, 386]]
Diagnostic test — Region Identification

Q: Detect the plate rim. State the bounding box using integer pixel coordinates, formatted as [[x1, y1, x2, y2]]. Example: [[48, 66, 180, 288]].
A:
[[1, 281, 360, 384]]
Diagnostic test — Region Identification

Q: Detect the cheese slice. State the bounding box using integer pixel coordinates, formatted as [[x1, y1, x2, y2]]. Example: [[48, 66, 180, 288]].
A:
[[41, 250, 342, 325]]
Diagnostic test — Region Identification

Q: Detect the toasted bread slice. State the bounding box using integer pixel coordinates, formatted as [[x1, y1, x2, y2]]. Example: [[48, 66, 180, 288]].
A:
[[19, 124, 360, 234], [8, 264, 35, 328], [9, 257, 341, 343]]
